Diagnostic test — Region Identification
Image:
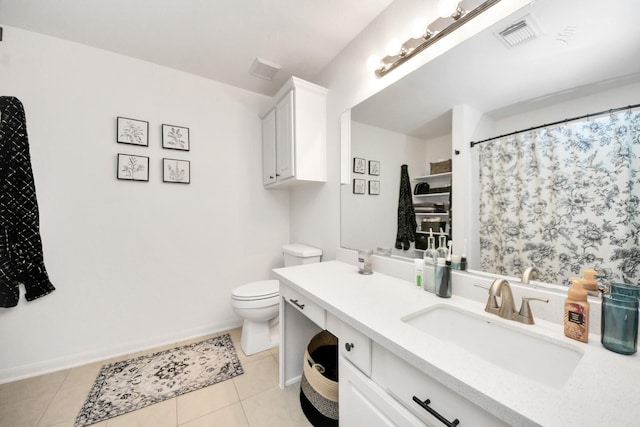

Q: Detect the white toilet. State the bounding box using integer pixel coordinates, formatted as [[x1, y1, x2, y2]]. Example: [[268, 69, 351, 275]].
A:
[[231, 243, 322, 356]]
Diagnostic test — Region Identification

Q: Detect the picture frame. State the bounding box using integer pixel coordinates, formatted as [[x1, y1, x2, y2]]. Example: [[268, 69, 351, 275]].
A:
[[117, 153, 149, 181], [369, 160, 380, 176], [353, 178, 366, 194], [163, 158, 191, 184], [162, 124, 190, 151], [369, 180, 380, 195], [353, 157, 366, 174], [117, 117, 149, 146]]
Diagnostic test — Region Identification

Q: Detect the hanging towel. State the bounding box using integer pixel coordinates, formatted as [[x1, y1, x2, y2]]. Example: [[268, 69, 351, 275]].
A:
[[395, 164, 417, 250], [0, 96, 55, 308]]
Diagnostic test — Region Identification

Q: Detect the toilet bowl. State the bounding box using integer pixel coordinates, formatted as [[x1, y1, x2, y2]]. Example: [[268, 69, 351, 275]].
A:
[[231, 243, 322, 356], [231, 280, 280, 356]]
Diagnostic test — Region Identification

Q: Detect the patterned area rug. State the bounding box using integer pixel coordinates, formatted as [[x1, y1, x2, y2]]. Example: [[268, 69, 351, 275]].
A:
[[74, 333, 243, 427]]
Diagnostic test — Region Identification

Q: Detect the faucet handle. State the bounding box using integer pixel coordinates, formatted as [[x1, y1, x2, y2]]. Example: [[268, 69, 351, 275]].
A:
[[517, 297, 549, 325]]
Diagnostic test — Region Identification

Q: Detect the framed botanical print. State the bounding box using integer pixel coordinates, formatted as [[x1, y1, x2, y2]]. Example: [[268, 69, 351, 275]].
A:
[[117, 117, 149, 146], [162, 124, 190, 151]]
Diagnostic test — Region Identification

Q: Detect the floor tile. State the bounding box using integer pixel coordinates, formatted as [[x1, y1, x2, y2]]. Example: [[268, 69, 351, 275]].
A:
[[0, 371, 65, 406], [104, 398, 177, 427], [59, 361, 103, 391], [176, 379, 239, 424], [232, 356, 279, 400], [241, 383, 312, 427], [179, 402, 249, 427], [37, 383, 93, 426], [0, 393, 52, 427]]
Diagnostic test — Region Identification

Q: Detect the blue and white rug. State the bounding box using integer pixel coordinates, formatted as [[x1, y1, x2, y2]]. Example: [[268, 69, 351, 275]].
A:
[[74, 333, 243, 426]]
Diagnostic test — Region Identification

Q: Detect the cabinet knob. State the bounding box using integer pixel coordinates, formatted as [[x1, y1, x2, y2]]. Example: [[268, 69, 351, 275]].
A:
[[345, 342, 355, 352]]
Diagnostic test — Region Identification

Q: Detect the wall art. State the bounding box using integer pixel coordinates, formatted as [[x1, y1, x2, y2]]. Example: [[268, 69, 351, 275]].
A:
[[117, 117, 149, 146], [353, 157, 366, 174], [162, 124, 190, 151], [353, 178, 366, 194], [369, 180, 380, 195], [117, 154, 149, 181], [163, 158, 190, 184], [369, 160, 380, 176]]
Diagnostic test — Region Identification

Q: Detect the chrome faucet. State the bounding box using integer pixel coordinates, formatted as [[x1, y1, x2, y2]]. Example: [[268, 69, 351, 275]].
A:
[[521, 266, 540, 284], [484, 278, 549, 324]]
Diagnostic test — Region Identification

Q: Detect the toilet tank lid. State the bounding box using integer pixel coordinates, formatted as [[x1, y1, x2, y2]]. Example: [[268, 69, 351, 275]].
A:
[[283, 243, 322, 258]]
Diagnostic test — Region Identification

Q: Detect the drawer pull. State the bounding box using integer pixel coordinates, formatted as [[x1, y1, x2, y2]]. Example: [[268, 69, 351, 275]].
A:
[[289, 299, 305, 310], [412, 396, 460, 427], [345, 342, 355, 352]]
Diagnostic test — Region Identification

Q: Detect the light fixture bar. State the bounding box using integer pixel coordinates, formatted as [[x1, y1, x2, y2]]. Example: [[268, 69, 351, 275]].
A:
[[375, 0, 502, 78]]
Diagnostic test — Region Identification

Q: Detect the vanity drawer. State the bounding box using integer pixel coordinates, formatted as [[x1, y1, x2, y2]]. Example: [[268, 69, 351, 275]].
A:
[[372, 344, 508, 427], [282, 286, 326, 328], [339, 321, 372, 376]]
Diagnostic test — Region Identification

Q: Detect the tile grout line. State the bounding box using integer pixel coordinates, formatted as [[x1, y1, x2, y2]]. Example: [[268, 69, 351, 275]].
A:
[[34, 370, 68, 427]]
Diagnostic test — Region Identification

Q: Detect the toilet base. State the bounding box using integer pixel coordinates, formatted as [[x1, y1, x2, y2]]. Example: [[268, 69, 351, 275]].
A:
[[240, 317, 279, 356]]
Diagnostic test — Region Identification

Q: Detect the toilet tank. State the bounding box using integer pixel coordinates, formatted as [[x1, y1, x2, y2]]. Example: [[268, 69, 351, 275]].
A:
[[282, 243, 322, 267]]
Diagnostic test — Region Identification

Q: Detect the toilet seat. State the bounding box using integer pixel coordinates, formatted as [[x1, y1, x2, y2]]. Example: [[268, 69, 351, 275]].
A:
[[231, 280, 279, 301]]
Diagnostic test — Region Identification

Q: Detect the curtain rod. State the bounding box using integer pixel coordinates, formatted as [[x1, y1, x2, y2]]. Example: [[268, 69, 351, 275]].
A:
[[469, 102, 640, 148]]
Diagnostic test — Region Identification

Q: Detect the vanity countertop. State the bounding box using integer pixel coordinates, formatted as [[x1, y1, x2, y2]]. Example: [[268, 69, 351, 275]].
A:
[[273, 260, 640, 427]]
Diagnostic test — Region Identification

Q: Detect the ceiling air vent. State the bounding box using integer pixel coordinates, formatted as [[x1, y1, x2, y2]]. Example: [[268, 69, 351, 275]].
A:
[[250, 58, 282, 81], [496, 14, 540, 48]]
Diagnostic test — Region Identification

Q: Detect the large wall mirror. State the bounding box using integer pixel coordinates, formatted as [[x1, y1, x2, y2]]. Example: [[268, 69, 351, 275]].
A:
[[341, 0, 640, 286]]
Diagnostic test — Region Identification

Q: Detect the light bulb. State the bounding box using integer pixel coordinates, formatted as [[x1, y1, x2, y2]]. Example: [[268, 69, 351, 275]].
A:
[[411, 18, 428, 39], [437, 0, 459, 18], [385, 38, 401, 57], [366, 55, 381, 71]]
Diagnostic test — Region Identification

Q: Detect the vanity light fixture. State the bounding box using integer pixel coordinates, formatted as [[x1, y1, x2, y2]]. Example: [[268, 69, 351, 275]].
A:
[[370, 0, 502, 78]]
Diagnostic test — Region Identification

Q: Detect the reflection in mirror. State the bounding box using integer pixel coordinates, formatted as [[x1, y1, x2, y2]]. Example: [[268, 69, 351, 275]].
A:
[[340, 0, 640, 284]]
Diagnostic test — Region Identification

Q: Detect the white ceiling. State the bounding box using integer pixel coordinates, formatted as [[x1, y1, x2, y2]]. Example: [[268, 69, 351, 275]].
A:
[[352, 0, 640, 139], [0, 0, 394, 96]]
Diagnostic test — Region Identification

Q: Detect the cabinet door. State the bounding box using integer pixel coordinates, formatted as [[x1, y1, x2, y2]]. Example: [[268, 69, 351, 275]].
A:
[[275, 90, 295, 181], [262, 109, 277, 185], [340, 356, 424, 427]]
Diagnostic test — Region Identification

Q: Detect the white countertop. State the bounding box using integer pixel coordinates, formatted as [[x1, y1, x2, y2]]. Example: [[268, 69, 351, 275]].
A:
[[274, 260, 640, 427]]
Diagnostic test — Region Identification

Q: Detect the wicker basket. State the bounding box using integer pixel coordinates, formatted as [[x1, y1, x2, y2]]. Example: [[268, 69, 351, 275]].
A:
[[300, 330, 339, 426], [430, 159, 452, 174]]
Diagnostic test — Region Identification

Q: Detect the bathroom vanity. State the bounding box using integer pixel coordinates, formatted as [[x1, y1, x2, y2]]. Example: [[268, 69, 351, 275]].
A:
[[274, 258, 640, 426]]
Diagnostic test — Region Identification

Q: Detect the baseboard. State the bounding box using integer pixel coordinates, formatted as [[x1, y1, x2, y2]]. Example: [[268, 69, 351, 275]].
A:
[[0, 319, 243, 384]]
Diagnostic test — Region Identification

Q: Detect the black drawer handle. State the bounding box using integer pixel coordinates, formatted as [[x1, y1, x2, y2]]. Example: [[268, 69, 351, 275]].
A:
[[412, 396, 460, 427], [289, 298, 305, 310], [345, 342, 355, 352]]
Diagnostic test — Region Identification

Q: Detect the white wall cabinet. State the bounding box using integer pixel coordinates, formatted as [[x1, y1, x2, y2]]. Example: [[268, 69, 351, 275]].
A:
[[261, 77, 328, 188]]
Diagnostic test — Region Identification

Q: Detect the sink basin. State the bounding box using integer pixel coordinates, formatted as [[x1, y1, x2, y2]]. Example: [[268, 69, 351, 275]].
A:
[[402, 305, 583, 388]]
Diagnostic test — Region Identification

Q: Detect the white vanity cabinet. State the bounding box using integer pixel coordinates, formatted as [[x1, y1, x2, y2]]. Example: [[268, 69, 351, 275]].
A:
[[261, 77, 328, 188], [372, 344, 509, 427]]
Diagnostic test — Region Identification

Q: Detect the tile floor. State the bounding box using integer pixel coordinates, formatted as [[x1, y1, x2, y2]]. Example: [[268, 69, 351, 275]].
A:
[[0, 328, 313, 427]]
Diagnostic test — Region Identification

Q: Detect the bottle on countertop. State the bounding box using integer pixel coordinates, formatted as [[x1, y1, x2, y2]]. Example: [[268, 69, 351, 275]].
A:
[[564, 277, 590, 343], [423, 232, 438, 293], [436, 232, 448, 259]]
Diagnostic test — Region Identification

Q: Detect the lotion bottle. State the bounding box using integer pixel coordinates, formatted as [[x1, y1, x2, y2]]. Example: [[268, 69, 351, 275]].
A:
[[564, 278, 590, 343]]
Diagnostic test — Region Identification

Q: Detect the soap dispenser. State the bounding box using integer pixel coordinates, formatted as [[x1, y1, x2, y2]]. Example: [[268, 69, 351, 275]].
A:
[[581, 268, 600, 295], [436, 231, 448, 259], [564, 278, 590, 343], [423, 232, 438, 293]]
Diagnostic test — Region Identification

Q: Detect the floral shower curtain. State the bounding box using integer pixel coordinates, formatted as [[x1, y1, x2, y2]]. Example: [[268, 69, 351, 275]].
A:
[[478, 109, 640, 286]]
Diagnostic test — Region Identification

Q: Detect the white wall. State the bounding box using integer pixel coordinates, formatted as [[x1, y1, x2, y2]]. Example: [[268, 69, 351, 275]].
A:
[[341, 121, 426, 252], [0, 27, 290, 382]]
